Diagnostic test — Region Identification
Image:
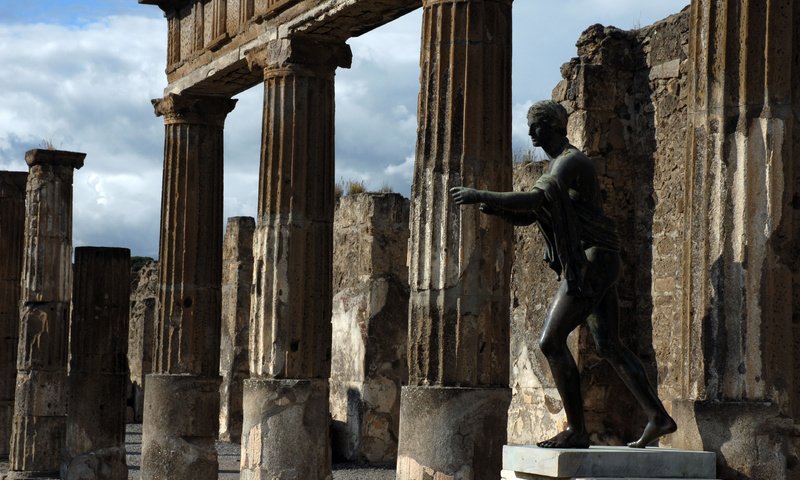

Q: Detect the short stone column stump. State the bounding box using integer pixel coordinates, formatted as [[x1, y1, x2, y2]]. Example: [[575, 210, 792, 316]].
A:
[[501, 444, 717, 480]]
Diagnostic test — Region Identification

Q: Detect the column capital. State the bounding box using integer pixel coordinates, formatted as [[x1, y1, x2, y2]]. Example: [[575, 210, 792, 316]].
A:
[[245, 36, 352, 77], [25, 149, 85, 170], [152, 93, 238, 126]]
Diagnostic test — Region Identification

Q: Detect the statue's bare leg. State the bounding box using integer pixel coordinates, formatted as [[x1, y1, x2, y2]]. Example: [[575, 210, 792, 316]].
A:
[[537, 283, 593, 449], [587, 283, 677, 448]]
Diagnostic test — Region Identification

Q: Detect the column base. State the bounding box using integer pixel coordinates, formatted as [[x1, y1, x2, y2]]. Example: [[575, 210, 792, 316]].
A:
[[61, 446, 127, 480], [240, 378, 331, 480], [668, 400, 797, 480], [396, 385, 511, 480], [141, 374, 221, 480]]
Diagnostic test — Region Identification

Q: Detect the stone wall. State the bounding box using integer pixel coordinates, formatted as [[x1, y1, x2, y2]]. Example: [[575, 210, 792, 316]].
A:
[[330, 192, 409, 464], [218, 216, 255, 443], [508, 8, 690, 446], [127, 260, 158, 423]]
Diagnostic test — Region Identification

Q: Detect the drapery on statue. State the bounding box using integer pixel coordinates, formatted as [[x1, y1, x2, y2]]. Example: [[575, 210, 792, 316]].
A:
[[450, 100, 677, 449]]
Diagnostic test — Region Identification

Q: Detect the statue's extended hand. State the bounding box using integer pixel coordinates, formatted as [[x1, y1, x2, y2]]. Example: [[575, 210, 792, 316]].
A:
[[450, 186, 481, 205]]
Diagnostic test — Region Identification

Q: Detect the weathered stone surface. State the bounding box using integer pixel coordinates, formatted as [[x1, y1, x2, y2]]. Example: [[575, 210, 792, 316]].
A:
[[330, 193, 409, 464], [219, 216, 255, 443], [0, 171, 27, 459], [19, 150, 84, 304], [667, 2, 800, 478], [151, 93, 236, 376], [671, 400, 792, 480], [142, 93, 235, 480], [64, 247, 130, 480], [127, 260, 158, 423], [397, 386, 511, 480], [407, 0, 513, 389], [141, 374, 221, 480], [7, 149, 83, 479], [248, 37, 349, 381], [240, 378, 330, 480]]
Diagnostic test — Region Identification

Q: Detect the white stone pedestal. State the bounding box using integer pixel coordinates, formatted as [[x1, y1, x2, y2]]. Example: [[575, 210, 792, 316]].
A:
[[502, 445, 717, 479]]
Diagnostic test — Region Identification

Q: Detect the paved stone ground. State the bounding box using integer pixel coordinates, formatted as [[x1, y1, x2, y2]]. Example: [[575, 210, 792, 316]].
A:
[[1, 424, 395, 479]]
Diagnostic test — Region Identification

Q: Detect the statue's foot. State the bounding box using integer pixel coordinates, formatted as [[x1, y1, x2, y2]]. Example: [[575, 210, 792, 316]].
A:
[[627, 415, 677, 448], [536, 429, 590, 449]]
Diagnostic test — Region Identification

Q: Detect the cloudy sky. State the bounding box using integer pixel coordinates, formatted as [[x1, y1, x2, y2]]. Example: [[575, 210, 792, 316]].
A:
[[0, 0, 688, 258]]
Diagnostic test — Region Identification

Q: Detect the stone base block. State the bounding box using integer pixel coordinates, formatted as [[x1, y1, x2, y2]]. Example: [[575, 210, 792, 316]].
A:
[[9, 415, 65, 475], [240, 378, 331, 480], [503, 445, 716, 479], [330, 378, 400, 464], [0, 400, 11, 458], [61, 446, 126, 480], [140, 374, 221, 480], [2, 473, 60, 480], [396, 386, 512, 480], [668, 400, 799, 480], [501, 472, 718, 480]]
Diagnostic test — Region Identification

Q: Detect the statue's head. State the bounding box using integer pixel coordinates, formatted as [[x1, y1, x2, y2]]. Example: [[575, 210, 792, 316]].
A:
[[527, 100, 568, 136]]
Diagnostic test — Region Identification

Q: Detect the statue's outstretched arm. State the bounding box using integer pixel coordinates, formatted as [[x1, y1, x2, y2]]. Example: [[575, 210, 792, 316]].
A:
[[450, 186, 544, 212]]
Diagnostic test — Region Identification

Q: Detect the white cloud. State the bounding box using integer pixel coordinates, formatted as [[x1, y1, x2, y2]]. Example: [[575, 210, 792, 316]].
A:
[[384, 155, 415, 180], [0, 15, 166, 256]]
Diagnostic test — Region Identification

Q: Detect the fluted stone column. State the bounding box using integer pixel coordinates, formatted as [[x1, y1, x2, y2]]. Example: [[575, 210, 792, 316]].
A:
[[218, 216, 255, 443], [7, 149, 84, 480], [397, 1, 513, 478], [0, 171, 27, 460], [669, 1, 800, 478], [241, 37, 351, 480], [63, 247, 130, 480], [141, 93, 236, 480]]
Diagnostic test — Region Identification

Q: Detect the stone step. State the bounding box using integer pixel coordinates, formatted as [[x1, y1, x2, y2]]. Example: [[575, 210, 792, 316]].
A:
[[503, 445, 716, 479], [502, 474, 719, 480]]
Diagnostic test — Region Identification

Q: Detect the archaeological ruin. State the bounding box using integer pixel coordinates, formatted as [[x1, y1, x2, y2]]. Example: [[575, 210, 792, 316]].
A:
[[0, 0, 798, 479]]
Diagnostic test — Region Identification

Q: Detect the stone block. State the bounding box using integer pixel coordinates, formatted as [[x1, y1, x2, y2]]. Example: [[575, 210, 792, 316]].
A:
[[397, 386, 511, 480], [240, 378, 330, 480], [16, 303, 68, 371], [141, 374, 220, 480], [503, 445, 716, 479], [669, 400, 796, 480], [13, 370, 67, 417], [8, 415, 65, 475]]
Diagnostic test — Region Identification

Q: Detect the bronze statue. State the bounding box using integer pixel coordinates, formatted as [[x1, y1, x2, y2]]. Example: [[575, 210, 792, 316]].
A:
[[450, 100, 676, 449]]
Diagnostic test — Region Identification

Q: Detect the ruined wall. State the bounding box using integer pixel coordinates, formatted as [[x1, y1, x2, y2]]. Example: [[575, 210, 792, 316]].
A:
[[218, 216, 254, 443], [127, 260, 158, 423], [330, 192, 409, 464], [508, 8, 690, 446]]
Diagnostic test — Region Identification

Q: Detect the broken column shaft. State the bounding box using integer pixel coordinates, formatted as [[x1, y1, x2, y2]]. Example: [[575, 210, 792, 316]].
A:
[[7, 149, 84, 480], [241, 37, 351, 480], [0, 171, 27, 459], [397, 0, 514, 478], [141, 93, 236, 480], [218, 216, 255, 443], [64, 247, 130, 480]]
